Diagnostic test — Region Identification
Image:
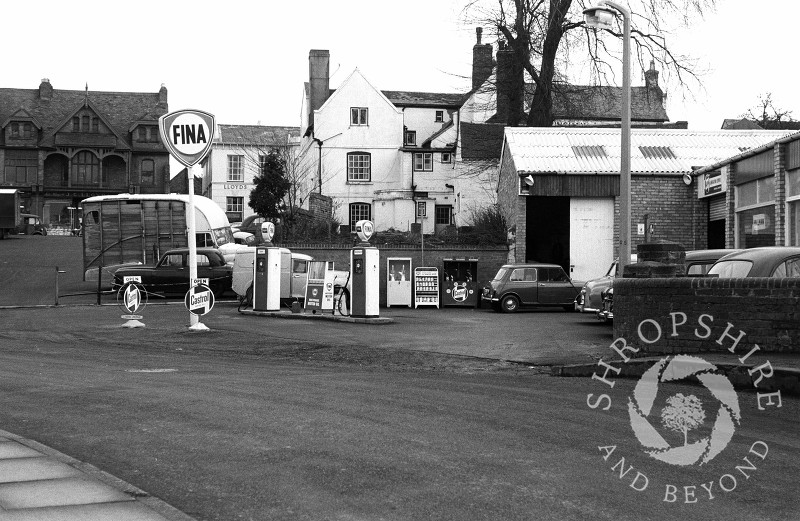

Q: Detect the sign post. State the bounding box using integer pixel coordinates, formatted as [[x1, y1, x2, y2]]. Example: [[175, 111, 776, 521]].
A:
[[159, 109, 215, 331]]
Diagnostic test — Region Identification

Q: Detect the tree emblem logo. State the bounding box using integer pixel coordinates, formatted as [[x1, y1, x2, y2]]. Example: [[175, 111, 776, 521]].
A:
[[628, 355, 741, 466]]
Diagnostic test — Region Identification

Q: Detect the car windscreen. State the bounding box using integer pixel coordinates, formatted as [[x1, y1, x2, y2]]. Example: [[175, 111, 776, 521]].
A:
[[707, 260, 753, 278], [492, 268, 509, 281], [213, 227, 233, 246]]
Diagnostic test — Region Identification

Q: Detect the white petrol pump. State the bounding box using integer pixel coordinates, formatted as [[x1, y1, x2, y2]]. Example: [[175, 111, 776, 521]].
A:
[[350, 220, 379, 318], [252, 222, 281, 312]]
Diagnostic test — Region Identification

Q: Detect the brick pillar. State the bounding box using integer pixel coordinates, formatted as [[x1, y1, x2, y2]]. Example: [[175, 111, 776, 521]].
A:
[[514, 196, 527, 262], [724, 164, 736, 248], [774, 143, 786, 246]]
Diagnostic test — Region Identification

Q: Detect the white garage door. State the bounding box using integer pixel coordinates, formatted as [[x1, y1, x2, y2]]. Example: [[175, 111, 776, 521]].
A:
[[569, 198, 614, 281]]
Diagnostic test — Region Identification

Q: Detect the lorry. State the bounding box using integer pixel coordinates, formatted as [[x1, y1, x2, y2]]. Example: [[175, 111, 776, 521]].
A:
[[0, 189, 21, 240], [81, 194, 240, 282]]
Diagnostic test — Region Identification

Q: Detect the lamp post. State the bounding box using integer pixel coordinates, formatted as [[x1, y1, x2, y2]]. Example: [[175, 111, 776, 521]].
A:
[[584, 0, 632, 275]]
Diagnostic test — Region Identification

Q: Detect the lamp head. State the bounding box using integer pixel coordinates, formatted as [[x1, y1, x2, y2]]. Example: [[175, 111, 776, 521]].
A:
[[260, 221, 275, 243], [583, 6, 616, 30]]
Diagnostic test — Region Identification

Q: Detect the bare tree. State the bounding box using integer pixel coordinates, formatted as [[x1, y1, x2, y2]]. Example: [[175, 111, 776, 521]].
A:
[[660, 393, 706, 446], [461, 0, 715, 127], [740, 92, 796, 129]]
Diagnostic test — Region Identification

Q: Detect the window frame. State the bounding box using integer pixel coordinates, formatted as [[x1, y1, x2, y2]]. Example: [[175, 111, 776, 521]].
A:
[[435, 205, 452, 225], [405, 130, 416, 146], [350, 107, 368, 126], [413, 152, 433, 172], [347, 152, 371, 182], [416, 201, 427, 218], [227, 155, 244, 182], [349, 202, 372, 229], [435, 110, 444, 123], [441, 152, 452, 164], [140, 159, 155, 186]]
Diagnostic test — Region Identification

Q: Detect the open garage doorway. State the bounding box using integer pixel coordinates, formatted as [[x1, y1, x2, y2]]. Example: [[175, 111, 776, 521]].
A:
[[525, 196, 570, 272]]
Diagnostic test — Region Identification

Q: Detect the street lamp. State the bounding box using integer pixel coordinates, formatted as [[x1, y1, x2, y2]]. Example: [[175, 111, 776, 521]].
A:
[[584, 0, 632, 276]]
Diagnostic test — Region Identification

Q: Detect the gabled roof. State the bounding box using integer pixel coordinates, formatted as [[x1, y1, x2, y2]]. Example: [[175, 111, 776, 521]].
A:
[[41, 98, 131, 149], [215, 124, 301, 146], [487, 83, 668, 124], [382, 90, 466, 108], [502, 128, 795, 175], [1, 107, 42, 129], [0, 83, 167, 149]]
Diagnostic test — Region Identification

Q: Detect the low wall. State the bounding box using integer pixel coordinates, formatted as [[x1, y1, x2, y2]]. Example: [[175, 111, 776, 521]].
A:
[[614, 277, 800, 354], [282, 243, 509, 307]]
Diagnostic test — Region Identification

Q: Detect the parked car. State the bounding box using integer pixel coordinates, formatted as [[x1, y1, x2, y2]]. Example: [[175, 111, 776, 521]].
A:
[[481, 263, 584, 313], [16, 214, 47, 235], [112, 248, 232, 297], [233, 231, 256, 246], [231, 215, 268, 235], [574, 255, 638, 314], [706, 247, 800, 278], [595, 249, 743, 323]]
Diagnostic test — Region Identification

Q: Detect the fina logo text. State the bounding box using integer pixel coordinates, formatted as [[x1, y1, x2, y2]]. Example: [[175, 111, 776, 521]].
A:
[[171, 124, 207, 146]]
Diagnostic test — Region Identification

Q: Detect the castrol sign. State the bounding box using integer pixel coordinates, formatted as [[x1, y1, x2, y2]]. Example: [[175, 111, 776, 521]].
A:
[[185, 284, 215, 316], [158, 109, 215, 167]]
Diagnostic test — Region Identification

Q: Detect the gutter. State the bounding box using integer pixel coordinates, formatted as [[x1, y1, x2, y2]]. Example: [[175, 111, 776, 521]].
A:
[[693, 129, 800, 176]]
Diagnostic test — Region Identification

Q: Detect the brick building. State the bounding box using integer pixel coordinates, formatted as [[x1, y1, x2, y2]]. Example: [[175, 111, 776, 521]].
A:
[[496, 127, 793, 281], [0, 79, 169, 230]]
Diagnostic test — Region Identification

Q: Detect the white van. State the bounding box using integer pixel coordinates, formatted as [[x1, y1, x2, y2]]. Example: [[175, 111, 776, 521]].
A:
[[231, 246, 313, 305]]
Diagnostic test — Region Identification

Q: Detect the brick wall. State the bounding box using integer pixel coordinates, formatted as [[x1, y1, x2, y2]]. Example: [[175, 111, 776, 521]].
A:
[[614, 277, 800, 354], [630, 175, 697, 250], [285, 244, 509, 307]]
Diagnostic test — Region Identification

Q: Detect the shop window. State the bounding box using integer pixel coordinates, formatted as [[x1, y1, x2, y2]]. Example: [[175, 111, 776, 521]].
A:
[[72, 151, 100, 186], [737, 206, 775, 248], [349, 202, 371, 229]]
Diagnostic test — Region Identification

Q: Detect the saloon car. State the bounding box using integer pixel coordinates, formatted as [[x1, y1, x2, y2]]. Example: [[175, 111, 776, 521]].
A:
[[706, 247, 800, 278], [112, 248, 233, 297], [482, 263, 583, 313]]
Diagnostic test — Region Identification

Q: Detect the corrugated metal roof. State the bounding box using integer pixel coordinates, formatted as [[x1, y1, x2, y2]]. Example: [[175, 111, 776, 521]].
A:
[[504, 128, 795, 174]]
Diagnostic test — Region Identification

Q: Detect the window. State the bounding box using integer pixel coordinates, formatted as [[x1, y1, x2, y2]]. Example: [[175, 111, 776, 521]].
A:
[[349, 202, 371, 229], [72, 151, 100, 186], [435, 110, 444, 122], [226, 196, 244, 223], [3, 150, 37, 184], [23, 123, 32, 138], [435, 205, 452, 225], [413, 152, 433, 172], [639, 146, 676, 159], [150, 127, 160, 143], [350, 107, 368, 125], [347, 152, 371, 182], [72, 117, 80, 131], [417, 201, 427, 217], [772, 257, 800, 278], [10, 123, 19, 138], [405, 131, 416, 146], [787, 170, 800, 246], [510, 268, 536, 282], [137, 127, 147, 142], [541, 267, 569, 282], [82, 116, 89, 130], [441, 152, 452, 164], [164, 254, 184, 267], [571, 145, 607, 158], [736, 177, 776, 247], [140, 159, 155, 186], [258, 155, 268, 174], [91, 118, 99, 133], [227, 155, 244, 182]]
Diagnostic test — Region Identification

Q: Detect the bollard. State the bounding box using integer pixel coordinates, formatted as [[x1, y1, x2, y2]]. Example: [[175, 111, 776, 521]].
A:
[[54, 266, 66, 305]]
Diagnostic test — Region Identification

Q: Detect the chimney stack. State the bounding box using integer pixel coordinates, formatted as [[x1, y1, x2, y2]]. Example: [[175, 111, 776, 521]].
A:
[[496, 48, 522, 125], [309, 50, 330, 127], [472, 28, 493, 92], [158, 83, 168, 107], [39, 78, 52, 101]]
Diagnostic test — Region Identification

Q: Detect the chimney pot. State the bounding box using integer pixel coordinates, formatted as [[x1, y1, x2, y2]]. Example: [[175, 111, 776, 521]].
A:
[[39, 78, 53, 101], [472, 28, 494, 92], [309, 50, 331, 127]]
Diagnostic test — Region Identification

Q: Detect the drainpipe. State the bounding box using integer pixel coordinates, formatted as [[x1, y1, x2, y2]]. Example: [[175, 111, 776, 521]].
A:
[[313, 138, 323, 194]]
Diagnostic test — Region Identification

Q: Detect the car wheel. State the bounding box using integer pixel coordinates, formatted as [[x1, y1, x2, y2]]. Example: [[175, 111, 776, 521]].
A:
[[500, 295, 519, 313], [244, 285, 253, 307]]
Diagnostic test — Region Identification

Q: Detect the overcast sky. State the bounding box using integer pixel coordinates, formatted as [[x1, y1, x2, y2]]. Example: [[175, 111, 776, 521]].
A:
[[6, 0, 799, 133]]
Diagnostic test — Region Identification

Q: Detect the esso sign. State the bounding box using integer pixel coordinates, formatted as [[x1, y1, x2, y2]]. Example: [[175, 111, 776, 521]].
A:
[[260, 221, 275, 242], [158, 109, 215, 167], [355, 220, 374, 243]]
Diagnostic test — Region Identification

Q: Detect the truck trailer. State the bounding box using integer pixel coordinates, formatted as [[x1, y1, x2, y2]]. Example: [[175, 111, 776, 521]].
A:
[[0, 189, 21, 240]]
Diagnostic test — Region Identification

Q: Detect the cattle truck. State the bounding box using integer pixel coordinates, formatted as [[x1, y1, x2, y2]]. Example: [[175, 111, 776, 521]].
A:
[[81, 194, 239, 283], [0, 189, 21, 240]]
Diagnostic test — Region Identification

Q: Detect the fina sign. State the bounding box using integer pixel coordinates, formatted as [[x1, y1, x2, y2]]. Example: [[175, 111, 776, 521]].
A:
[[158, 109, 215, 167]]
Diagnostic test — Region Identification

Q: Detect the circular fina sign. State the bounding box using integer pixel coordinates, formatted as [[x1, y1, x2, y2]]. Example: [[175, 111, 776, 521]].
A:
[[185, 284, 215, 316]]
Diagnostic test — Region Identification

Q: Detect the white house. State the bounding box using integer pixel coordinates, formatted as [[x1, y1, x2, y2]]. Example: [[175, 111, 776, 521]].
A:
[[200, 124, 299, 223]]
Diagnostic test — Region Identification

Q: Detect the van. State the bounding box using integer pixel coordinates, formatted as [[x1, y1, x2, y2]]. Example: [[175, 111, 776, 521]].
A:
[[231, 246, 312, 306]]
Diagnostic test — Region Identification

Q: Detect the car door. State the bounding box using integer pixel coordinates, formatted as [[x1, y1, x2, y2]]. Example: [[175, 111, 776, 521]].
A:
[[153, 252, 186, 293], [537, 267, 577, 305], [291, 258, 309, 299], [506, 267, 537, 305]]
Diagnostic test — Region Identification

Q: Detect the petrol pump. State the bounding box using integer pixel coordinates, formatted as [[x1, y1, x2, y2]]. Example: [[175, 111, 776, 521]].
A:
[[350, 220, 379, 318], [252, 222, 281, 311]]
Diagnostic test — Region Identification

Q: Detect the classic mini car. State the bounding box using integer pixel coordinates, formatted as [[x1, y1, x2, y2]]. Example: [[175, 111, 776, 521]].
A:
[[112, 248, 233, 297], [481, 263, 583, 313], [706, 247, 800, 278], [595, 249, 743, 323]]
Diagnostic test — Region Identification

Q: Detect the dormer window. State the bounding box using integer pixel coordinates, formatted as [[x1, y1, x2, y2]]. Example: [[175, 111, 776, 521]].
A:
[[405, 130, 416, 146], [72, 117, 80, 131], [10, 123, 19, 137], [91, 118, 99, 133]]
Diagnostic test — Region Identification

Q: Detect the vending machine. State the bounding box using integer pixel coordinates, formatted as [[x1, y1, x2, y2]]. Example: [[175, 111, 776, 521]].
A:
[[441, 258, 479, 308], [386, 257, 412, 307]]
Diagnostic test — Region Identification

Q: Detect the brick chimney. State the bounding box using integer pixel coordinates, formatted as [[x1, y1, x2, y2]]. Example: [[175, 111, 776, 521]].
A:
[[472, 27, 493, 92], [39, 78, 53, 100], [158, 83, 168, 107], [496, 45, 522, 125], [308, 50, 330, 127], [645, 61, 660, 92]]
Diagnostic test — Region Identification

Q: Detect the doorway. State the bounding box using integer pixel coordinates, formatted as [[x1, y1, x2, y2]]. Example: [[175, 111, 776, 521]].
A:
[[526, 196, 570, 272]]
